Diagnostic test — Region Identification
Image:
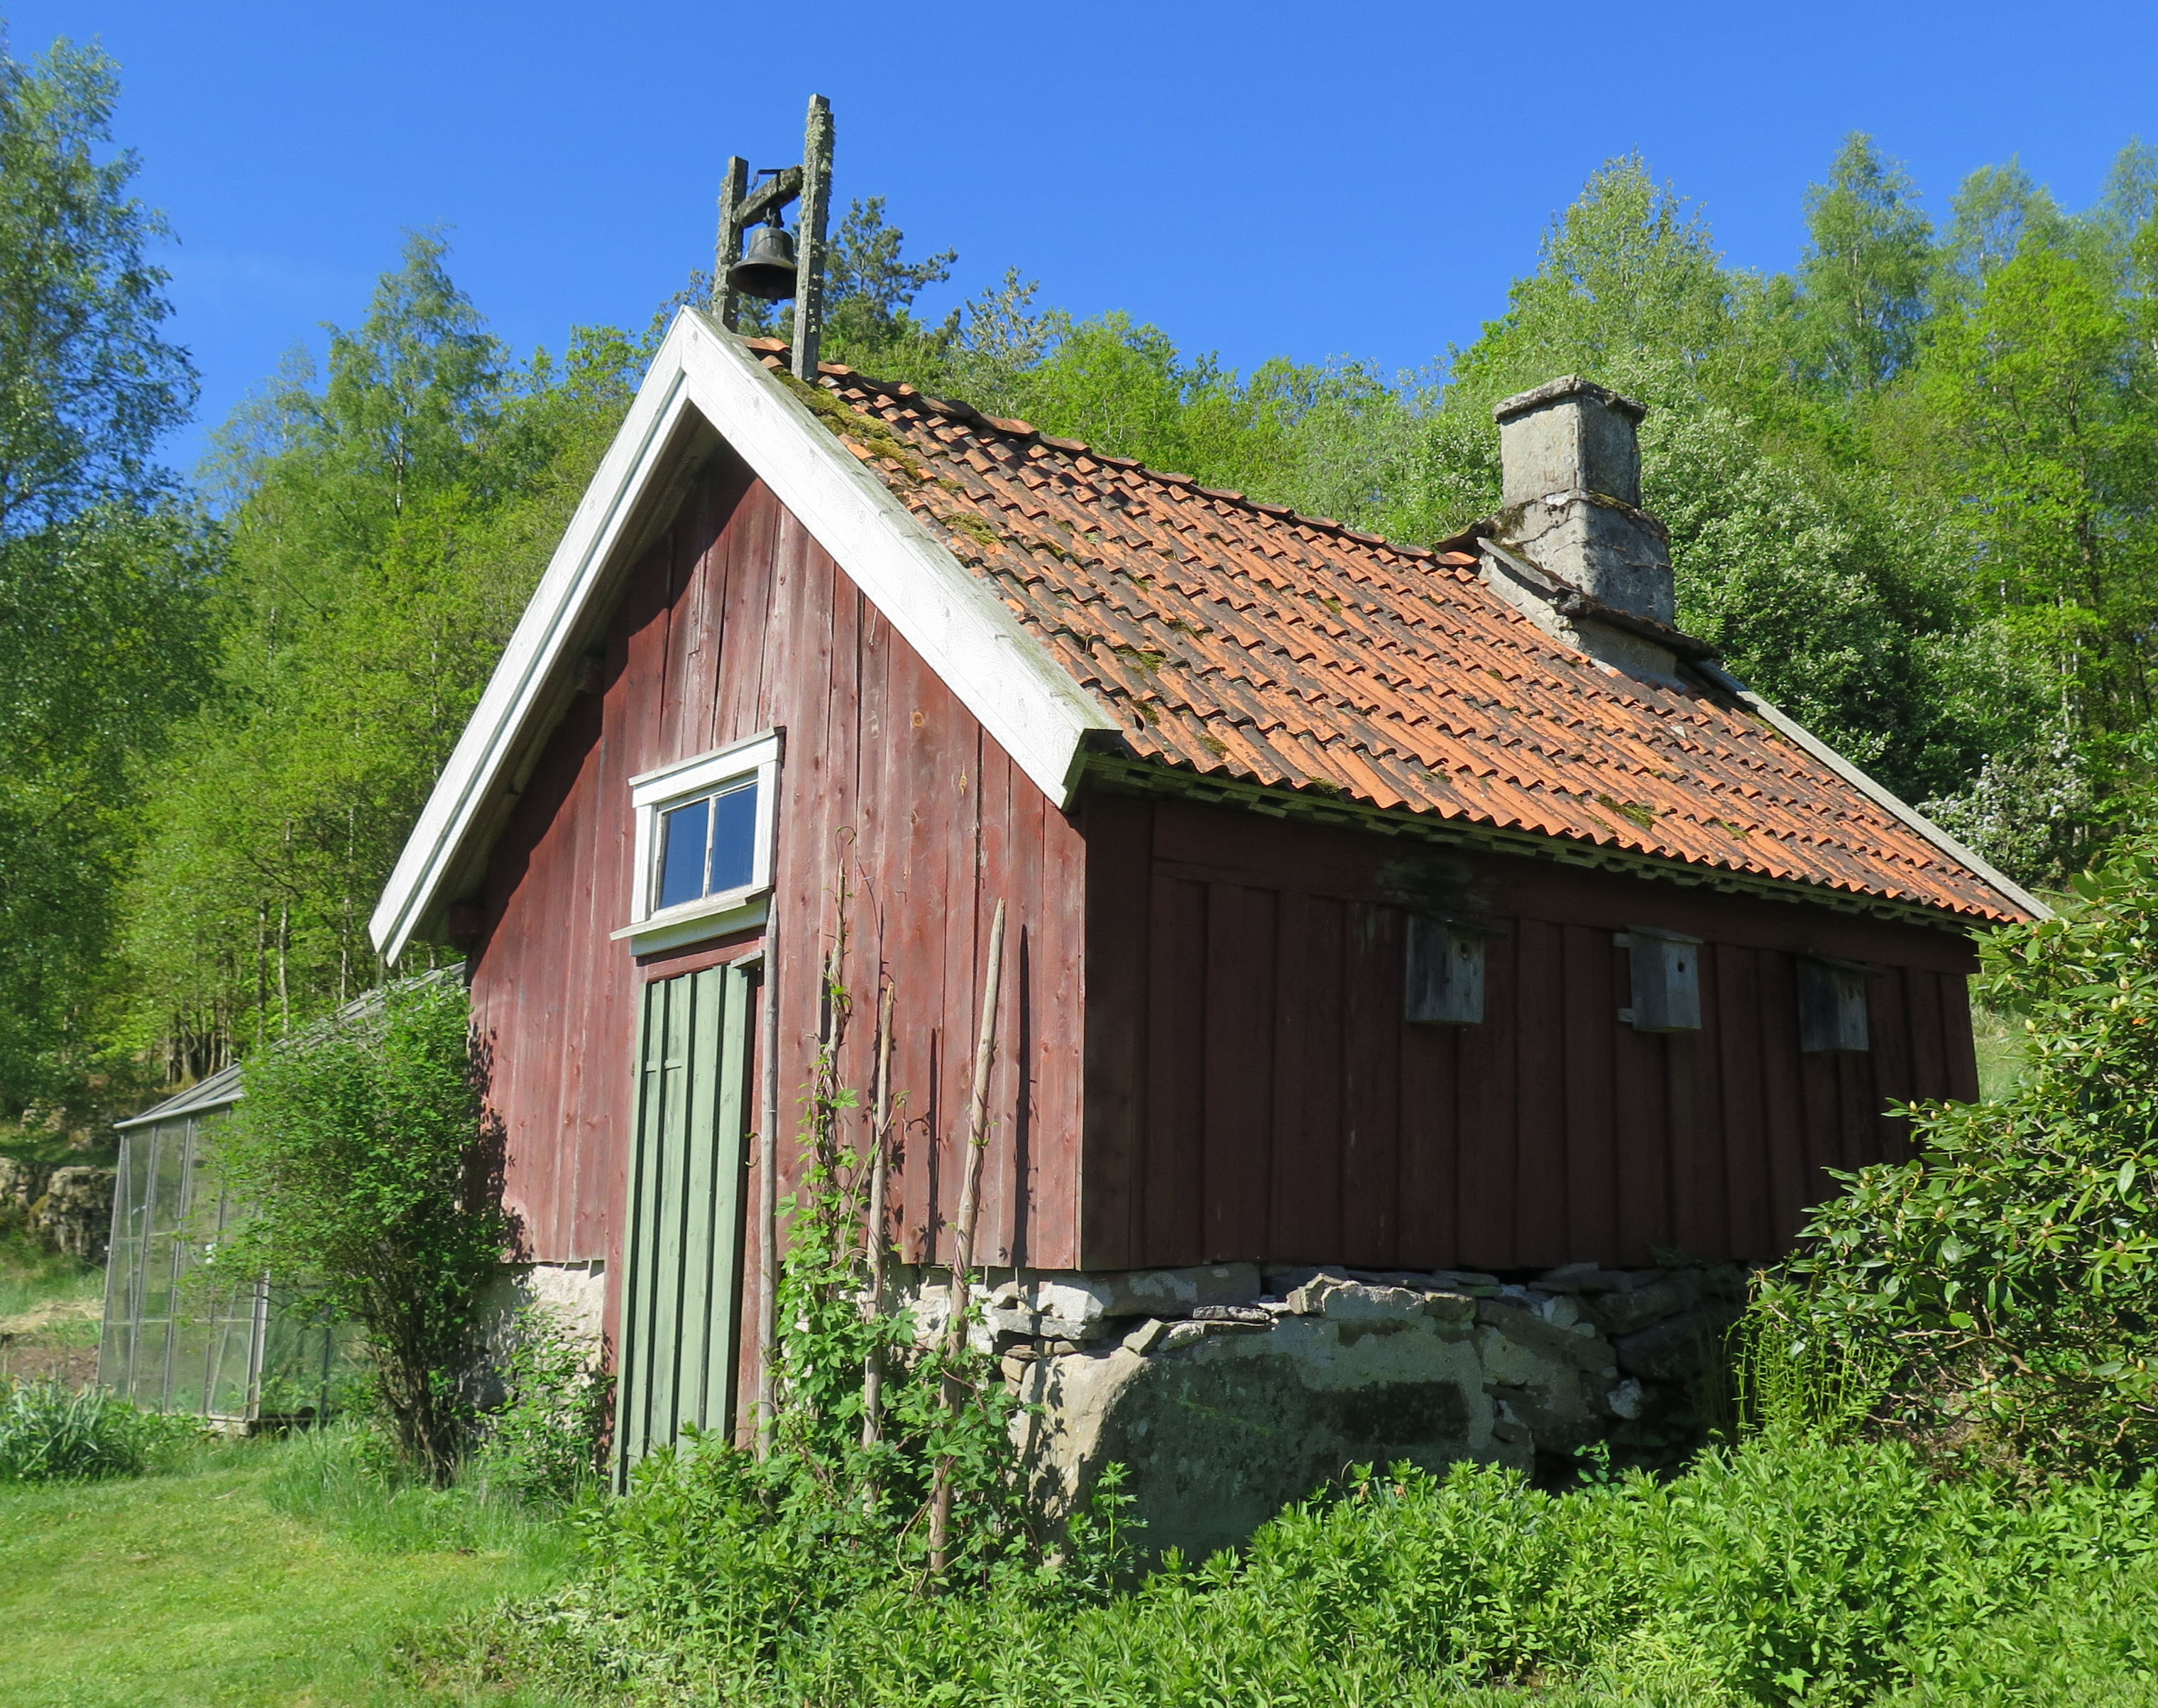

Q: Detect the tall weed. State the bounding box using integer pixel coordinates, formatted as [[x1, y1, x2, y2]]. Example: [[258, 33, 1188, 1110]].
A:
[[0, 1376, 204, 1481], [469, 1303, 611, 1509], [265, 1416, 577, 1567]]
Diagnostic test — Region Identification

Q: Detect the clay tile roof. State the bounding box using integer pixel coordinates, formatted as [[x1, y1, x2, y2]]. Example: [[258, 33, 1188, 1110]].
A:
[[799, 358, 2023, 924]]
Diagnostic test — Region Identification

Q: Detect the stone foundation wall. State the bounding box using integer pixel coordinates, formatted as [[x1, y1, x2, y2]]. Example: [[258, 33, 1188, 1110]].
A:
[[473, 1259, 608, 1408], [904, 1258, 1743, 1562]]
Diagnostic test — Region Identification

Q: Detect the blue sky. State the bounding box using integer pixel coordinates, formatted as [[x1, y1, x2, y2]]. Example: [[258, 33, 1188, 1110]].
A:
[[13, 1, 2157, 472]]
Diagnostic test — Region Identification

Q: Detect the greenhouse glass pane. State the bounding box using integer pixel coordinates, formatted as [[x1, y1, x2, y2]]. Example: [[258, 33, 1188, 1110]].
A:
[[204, 1296, 255, 1416], [167, 1318, 211, 1415]]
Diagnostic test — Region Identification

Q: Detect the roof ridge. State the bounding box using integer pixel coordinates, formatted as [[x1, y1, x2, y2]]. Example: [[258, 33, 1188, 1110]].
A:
[[742, 336, 1455, 566]]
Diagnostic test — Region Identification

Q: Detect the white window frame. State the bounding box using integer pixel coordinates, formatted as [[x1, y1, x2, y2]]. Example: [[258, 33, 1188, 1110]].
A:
[[611, 729, 782, 956]]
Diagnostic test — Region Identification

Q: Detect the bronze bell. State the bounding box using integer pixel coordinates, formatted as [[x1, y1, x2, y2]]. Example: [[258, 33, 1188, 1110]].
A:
[[728, 217, 799, 300]]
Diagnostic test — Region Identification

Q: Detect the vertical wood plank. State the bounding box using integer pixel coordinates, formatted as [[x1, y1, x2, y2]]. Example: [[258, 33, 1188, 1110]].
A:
[[1282, 894, 1348, 1261], [675, 968, 723, 1428], [1081, 796, 1151, 1271], [1144, 874, 1207, 1264], [1342, 902, 1403, 1267], [1939, 972, 1979, 1103], [1397, 927, 1459, 1271], [1456, 921, 1517, 1270], [1512, 917, 1567, 1266], [1562, 924, 1618, 1263], [706, 963, 754, 1433], [1671, 942, 1726, 1259], [1714, 945, 1773, 1261], [1611, 938, 1672, 1266], [1205, 883, 1276, 1259]]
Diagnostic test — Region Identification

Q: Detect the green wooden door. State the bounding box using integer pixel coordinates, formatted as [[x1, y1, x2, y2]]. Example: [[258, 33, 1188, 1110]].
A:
[[615, 961, 756, 1477]]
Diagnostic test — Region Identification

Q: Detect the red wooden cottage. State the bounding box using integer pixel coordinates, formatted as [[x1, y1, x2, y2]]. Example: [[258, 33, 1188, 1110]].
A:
[[372, 314, 2039, 1467]]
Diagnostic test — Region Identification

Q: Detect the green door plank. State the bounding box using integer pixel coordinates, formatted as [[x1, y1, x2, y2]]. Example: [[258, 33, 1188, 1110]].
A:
[[675, 968, 723, 1435], [614, 982, 668, 1470], [645, 975, 695, 1450], [703, 964, 754, 1433]]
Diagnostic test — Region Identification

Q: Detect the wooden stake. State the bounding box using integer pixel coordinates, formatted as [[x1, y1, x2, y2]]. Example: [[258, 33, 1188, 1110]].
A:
[[862, 981, 894, 1450], [714, 154, 748, 330], [755, 915, 779, 1459], [792, 94, 833, 381], [927, 899, 1005, 1576]]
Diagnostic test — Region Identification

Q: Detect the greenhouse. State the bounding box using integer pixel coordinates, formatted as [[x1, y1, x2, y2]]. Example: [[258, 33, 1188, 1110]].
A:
[[99, 1065, 352, 1423]]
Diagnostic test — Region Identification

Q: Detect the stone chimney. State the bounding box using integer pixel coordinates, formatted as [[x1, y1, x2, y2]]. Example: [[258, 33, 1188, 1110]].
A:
[[1491, 376, 1672, 626]]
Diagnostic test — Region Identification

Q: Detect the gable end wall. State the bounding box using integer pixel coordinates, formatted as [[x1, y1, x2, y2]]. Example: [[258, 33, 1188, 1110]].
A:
[[467, 451, 1088, 1357]]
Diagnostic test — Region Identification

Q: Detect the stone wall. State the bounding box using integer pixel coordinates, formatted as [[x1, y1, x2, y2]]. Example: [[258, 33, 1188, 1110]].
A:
[[905, 1258, 1743, 1562], [9, 1164, 114, 1263]]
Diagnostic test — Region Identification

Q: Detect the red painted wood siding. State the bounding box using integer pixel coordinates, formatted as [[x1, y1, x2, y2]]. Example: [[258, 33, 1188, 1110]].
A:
[[1079, 794, 1981, 1271], [468, 453, 1090, 1350]]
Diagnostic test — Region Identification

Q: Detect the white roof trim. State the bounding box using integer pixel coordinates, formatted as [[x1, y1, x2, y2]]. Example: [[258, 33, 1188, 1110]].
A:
[[1695, 663, 2051, 923], [369, 309, 1117, 963]]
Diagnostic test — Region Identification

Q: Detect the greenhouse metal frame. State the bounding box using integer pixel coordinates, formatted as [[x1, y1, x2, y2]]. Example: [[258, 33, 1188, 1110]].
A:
[[100, 1065, 347, 1424]]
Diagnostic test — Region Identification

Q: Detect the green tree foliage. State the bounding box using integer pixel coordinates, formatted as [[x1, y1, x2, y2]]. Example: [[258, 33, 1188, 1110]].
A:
[[214, 974, 509, 1481], [1760, 843, 2158, 1475], [828, 144, 2158, 874], [0, 35, 213, 1113], [120, 237, 639, 1073], [1792, 135, 1935, 397], [80, 127, 2158, 1117]]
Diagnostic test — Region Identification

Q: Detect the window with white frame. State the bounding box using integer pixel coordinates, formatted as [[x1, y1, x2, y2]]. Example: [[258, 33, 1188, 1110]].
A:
[[617, 731, 781, 951]]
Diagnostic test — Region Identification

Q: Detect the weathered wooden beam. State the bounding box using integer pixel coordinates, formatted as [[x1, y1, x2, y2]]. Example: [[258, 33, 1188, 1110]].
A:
[[714, 155, 749, 331], [734, 163, 803, 231], [792, 95, 833, 380]]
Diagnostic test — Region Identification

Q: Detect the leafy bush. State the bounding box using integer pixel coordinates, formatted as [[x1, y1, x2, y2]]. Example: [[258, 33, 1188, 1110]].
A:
[[470, 1305, 611, 1509], [461, 1433, 2154, 1707], [1760, 844, 2158, 1474], [212, 973, 510, 1482], [1886, 1553, 2158, 1707], [0, 1376, 203, 1481]]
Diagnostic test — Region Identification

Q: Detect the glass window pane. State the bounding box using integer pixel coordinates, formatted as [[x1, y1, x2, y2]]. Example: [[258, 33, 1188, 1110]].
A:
[[657, 798, 711, 909], [709, 782, 758, 892]]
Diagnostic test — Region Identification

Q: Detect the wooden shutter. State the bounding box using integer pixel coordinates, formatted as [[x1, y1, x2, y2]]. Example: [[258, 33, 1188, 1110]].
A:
[[613, 961, 756, 1478]]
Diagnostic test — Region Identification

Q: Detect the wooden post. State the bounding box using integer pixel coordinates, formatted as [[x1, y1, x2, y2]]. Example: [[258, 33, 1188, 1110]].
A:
[[714, 154, 749, 330], [861, 981, 894, 1450], [927, 899, 1005, 1576], [792, 94, 833, 381], [755, 914, 779, 1458]]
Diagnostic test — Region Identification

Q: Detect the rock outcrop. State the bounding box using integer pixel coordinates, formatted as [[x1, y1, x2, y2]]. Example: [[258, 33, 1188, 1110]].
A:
[[902, 1257, 1745, 1562]]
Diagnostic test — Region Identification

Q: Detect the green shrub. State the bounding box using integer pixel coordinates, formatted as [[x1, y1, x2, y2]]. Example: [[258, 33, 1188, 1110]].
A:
[[212, 973, 510, 1482], [1760, 843, 2158, 1475], [1886, 1553, 2158, 1707], [0, 1376, 203, 1481], [461, 1433, 2155, 1707]]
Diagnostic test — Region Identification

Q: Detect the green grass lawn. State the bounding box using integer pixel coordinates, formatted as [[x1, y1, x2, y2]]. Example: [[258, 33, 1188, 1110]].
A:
[[0, 1227, 102, 1322], [0, 1230, 103, 1387], [0, 1436, 572, 1708]]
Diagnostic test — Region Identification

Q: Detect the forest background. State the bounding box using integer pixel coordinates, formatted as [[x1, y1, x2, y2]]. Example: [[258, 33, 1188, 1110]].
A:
[[4, 31, 2156, 1132]]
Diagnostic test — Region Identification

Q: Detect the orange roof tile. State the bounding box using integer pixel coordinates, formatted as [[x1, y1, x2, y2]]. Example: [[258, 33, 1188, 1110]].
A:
[[774, 349, 2022, 925]]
